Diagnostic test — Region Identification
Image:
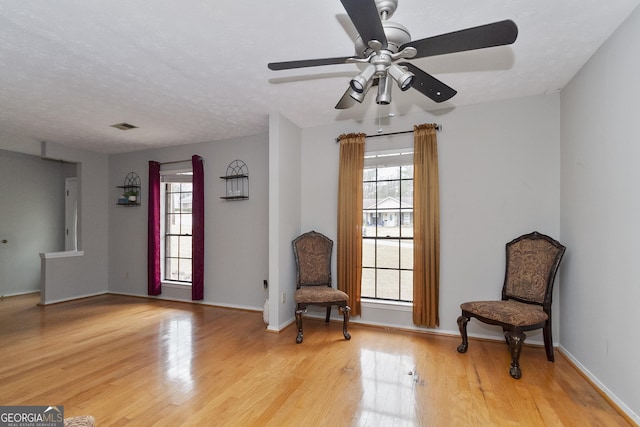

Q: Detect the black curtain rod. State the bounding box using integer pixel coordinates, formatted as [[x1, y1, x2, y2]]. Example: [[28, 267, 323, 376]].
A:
[[334, 124, 442, 143]]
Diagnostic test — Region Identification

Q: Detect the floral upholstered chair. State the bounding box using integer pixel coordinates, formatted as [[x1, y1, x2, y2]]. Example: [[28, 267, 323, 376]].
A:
[[456, 231, 566, 379], [292, 231, 351, 344]]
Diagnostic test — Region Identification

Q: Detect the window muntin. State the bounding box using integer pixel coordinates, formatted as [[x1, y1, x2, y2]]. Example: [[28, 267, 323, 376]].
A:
[[362, 154, 414, 303]]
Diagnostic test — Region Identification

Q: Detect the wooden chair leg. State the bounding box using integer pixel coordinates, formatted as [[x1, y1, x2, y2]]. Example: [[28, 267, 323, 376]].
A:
[[342, 305, 351, 340], [325, 307, 331, 323], [502, 327, 510, 346], [505, 329, 526, 379], [543, 320, 554, 362], [295, 308, 304, 344], [457, 315, 469, 353]]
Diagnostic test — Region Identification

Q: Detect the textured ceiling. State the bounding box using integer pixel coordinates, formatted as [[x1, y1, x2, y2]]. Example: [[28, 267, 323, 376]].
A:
[[0, 0, 639, 154]]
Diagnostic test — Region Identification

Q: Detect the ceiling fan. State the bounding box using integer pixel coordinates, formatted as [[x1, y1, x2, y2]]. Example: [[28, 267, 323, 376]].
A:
[[268, 0, 518, 109]]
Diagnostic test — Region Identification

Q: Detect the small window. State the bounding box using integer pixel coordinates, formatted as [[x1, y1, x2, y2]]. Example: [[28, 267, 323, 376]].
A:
[[161, 170, 193, 283]]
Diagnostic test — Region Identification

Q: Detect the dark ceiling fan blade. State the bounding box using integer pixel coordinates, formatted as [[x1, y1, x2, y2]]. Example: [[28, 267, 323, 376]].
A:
[[268, 56, 355, 70], [399, 62, 457, 103], [340, 0, 388, 49], [401, 20, 518, 59]]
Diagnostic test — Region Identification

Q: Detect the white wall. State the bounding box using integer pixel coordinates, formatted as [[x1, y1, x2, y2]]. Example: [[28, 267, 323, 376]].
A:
[[268, 113, 302, 330], [39, 141, 110, 303], [560, 5, 640, 423], [0, 149, 71, 296], [108, 134, 269, 311], [301, 94, 561, 341]]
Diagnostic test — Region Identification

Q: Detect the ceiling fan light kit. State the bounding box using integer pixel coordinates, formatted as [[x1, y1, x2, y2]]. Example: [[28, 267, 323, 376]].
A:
[[376, 75, 392, 105], [268, 0, 518, 109], [350, 64, 377, 93], [387, 63, 414, 91]]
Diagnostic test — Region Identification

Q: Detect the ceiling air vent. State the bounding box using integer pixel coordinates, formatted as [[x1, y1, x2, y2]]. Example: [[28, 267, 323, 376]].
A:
[[110, 122, 138, 130]]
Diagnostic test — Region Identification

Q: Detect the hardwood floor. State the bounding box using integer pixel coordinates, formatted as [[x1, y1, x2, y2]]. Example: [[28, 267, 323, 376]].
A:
[[0, 294, 633, 426]]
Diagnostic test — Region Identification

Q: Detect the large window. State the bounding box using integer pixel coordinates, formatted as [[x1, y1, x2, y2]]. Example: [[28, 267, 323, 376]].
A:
[[162, 172, 193, 283], [362, 150, 414, 302]]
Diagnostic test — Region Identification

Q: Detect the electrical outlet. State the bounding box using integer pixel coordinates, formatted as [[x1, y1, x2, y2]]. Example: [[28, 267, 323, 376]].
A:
[[281, 292, 286, 304]]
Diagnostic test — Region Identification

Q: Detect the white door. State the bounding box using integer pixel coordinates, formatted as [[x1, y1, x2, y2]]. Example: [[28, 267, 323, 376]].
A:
[[65, 178, 78, 251]]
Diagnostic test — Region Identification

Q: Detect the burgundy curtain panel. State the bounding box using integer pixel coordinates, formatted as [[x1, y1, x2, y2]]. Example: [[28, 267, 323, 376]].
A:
[[148, 161, 161, 296], [191, 155, 205, 300]]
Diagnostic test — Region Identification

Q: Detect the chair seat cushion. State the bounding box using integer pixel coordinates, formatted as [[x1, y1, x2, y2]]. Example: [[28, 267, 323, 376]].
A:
[[460, 300, 548, 327], [295, 287, 348, 304]]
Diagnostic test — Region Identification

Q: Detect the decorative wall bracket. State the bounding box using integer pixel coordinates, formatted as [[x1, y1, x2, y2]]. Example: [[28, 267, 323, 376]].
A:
[[221, 160, 249, 201], [117, 171, 141, 206]]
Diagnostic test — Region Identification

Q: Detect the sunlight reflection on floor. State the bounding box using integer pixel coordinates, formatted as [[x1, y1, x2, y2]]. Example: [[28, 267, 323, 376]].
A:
[[162, 315, 194, 392], [357, 347, 418, 426]]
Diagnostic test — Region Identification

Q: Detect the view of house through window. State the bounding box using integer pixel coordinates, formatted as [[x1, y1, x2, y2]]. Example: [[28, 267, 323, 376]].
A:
[[162, 171, 193, 283], [362, 150, 414, 302]]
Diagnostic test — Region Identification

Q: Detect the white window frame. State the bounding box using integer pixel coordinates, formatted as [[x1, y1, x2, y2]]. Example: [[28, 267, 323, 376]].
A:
[[160, 168, 193, 286], [362, 148, 414, 303]]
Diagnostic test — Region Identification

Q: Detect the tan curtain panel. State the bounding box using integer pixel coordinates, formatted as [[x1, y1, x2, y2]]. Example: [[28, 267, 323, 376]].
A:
[[413, 123, 440, 327], [337, 133, 365, 316]]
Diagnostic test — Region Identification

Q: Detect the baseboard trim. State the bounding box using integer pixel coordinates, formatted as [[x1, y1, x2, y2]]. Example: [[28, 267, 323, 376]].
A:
[[558, 346, 640, 426], [0, 290, 40, 299], [106, 291, 263, 312], [38, 291, 108, 306]]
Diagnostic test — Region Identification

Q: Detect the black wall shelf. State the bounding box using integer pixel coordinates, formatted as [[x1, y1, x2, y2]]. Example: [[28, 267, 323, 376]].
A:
[[221, 160, 249, 201], [117, 172, 141, 206]]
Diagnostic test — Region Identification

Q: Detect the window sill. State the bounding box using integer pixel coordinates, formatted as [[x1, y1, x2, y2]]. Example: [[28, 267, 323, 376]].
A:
[[361, 298, 413, 312], [161, 281, 192, 289]]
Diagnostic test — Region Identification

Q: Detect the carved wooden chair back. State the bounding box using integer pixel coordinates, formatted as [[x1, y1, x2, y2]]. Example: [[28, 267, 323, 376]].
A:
[[503, 233, 565, 312], [293, 231, 332, 288]]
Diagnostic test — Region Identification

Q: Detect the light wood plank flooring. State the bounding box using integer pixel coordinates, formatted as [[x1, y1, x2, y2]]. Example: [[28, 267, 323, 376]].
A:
[[0, 294, 633, 426]]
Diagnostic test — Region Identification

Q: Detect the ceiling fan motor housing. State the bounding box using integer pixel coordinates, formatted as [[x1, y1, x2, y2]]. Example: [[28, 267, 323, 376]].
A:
[[355, 21, 411, 57]]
